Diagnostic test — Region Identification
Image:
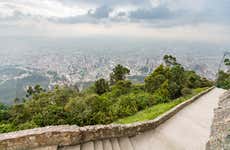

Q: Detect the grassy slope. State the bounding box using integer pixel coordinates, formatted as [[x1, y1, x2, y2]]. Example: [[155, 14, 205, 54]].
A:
[[115, 87, 208, 124]]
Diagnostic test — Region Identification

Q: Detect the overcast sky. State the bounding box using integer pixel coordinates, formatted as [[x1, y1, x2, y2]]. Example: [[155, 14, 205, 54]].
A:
[[0, 0, 229, 44]]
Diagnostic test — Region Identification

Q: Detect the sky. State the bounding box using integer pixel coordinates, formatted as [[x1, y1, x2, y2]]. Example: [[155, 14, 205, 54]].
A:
[[0, 0, 230, 45]]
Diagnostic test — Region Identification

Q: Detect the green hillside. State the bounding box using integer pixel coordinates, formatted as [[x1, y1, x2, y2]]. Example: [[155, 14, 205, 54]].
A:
[[0, 55, 213, 133]]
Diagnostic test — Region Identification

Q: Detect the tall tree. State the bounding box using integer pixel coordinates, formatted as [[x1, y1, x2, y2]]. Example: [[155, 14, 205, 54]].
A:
[[110, 64, 130, 84], [163, 55, 178, 67]]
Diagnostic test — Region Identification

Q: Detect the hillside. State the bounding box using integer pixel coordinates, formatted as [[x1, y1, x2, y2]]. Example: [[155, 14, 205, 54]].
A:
[[0, 55, 213, 133]]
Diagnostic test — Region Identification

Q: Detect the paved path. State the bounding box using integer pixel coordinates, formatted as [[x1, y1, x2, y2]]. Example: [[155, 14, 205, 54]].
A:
[[131, 88, 226, 150], [60, 88, 225, 150]]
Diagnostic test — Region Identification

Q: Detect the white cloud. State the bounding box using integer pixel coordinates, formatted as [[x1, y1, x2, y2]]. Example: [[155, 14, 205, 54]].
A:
[[0, 0, 89, 18]]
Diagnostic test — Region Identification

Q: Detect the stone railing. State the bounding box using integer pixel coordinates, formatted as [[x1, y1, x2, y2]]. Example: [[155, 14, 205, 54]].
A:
[[206, 89, 230, 150], [0, 87, 214, 150]]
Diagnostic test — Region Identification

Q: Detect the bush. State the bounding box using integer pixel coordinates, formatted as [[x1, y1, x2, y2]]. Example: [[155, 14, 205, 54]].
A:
[[0, 110, 10, 122], [109, 80, 132, 97], [181, 87, 192, 96], [17, 121, 38, 131], [168, 82, 181, 99], [145, 74, 166, 93], [134, 93, 156, 110], [152, 92, 169, 104], [112, 94, 138, 118], [130, 84, 145, 94], [216, 71, 230, 89], [95, 78, 109, 95], [65, 94, 113, 125], [155, 80, 170, 99], [0, 124, 15, 133], [33, 106, 68, 126]]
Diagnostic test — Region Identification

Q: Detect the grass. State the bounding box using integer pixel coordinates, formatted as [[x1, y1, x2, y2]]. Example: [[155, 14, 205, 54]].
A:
[[114, 87, 209, 124]]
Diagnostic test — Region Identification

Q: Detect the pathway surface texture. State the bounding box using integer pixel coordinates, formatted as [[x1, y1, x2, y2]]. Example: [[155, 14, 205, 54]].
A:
[[59, 88, 225, 150]]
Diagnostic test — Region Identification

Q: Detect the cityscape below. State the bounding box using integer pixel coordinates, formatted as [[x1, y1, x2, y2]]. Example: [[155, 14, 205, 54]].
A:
[[0, 37, 226, 104]]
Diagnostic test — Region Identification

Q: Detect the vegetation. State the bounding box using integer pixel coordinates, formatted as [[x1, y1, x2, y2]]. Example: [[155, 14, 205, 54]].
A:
[[95, 78, 110, 95], [0, 55, 212, 133], [217, 58, 230, 89], [115, 87, 207, 124], [110, 64, 130, 84]]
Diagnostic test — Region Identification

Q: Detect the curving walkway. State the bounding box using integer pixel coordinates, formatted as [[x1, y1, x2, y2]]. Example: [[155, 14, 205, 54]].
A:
[[58, 88, 225, 150]]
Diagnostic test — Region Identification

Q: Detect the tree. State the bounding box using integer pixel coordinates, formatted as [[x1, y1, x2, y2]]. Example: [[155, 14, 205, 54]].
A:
[[14, 98, 20, 104], [163, 55, 178, 67], [154, 80, 170, 103], [145, 74, 166, 93], [34, 85, 45, 94], [168, 81, 181, 99], [110, 64, 130, 84], [26, 85, 45, 98], [26, 86, 34, 98], [95, 78, 109, 95], [224, 58, 230, 66], [216, 70, 230, 89], [168, 65, 185, 87], [144, 64, 167, 93]]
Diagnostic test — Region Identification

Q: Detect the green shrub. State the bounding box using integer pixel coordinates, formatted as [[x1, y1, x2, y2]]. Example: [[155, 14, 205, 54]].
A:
[[109, 80, 132, 97], [154, 80, 170, 100], [168, 81, 181, 99], [134, 93, 156, 110], [0, 124, 15, 133], [112, 94, 138, 118], [95, 78, 110, 95], [152, 92, 169, 104], [181, 87, 192, 96], [130, 84, 145, 93], [216, 71, 230, 89], [17, 121, 38, 131], [33, 106, 68, 126]]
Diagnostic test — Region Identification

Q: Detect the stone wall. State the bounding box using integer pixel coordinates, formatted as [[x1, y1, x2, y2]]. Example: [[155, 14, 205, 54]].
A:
[[206, 89, 230, 150], [0, 87, 214, 150]]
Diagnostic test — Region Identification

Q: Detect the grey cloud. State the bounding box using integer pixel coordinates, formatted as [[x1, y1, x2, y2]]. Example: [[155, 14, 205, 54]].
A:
[[60, 0, 150, 6], [129, 6, 173, 20], [53, 5, 113, 24], [1, 0, 230, 28], [89, 5, 112, 18]]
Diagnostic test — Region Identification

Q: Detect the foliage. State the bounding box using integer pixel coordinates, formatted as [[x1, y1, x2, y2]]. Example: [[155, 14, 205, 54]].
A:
[[216, 58, 230, 89], [0, 103, 10, 122], [26, 85, 45, 98], [224, 58, 230, 66], [115, 87, 207, 124], [163, 55, 178, 66], [145, 57, 212, 99], [181, 87, 192, 96], [0, 55, 212, 133], [0, 124, 16, 133], [216, 70, 230, 89], [110, 64, 130, 84], [95, 78, 109, 95], [145, 65, 167, 93]]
